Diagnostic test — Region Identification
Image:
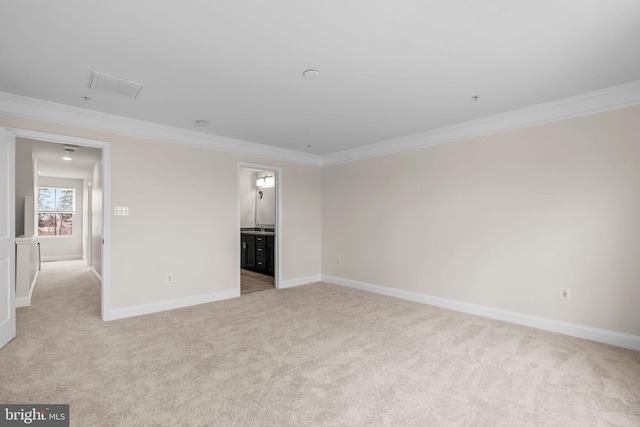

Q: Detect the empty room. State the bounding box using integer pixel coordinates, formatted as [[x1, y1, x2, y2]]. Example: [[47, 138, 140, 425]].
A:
[[0, 1, 639, 426]]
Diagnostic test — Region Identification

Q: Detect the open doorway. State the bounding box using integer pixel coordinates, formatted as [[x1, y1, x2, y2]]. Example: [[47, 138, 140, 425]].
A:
[[12, 129, 110, 320], [238, 163, 282, 295]]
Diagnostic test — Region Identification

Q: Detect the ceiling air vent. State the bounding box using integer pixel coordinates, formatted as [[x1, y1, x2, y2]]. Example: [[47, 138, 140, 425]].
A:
[[89, 71, 143, 99]]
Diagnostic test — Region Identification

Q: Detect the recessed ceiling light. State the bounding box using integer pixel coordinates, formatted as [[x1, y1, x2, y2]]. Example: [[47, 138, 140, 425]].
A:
[[38, 170, 43, 174], [195, 120, 209, 127], [303, 69, 320, 79], [62, 156, 72, 161]]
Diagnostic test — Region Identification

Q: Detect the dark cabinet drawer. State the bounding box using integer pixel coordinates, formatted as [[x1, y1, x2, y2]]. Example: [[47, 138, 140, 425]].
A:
[[241, 234, 255, 243], [256, 256, 267, 272], [255, 235, 266, 243], [256, 243, 266, 256]]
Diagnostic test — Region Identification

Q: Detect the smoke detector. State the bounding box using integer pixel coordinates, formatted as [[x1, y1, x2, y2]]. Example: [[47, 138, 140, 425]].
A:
[[303, 69, 320, 79], [89, 71, 144, 99]]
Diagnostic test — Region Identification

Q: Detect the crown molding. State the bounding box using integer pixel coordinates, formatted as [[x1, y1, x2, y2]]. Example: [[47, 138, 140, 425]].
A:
[[322, 79, 640, 166], [2, 80, 639, 169], [0, 91, 323, 167]]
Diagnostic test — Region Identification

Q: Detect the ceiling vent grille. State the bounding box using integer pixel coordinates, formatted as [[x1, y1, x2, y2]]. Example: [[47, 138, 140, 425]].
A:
[[89, 71, 143, 99]]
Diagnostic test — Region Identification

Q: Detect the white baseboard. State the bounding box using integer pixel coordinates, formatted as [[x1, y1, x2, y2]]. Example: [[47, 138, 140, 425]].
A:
[[322, 275, 640, 352], [41, 255, 83, 262], [16, 296, 31, 308], [279, 275, 322, 289], [106, 289, 240, 321], [15, 269, 40, 308], [107, 274, 321, 321], [90, 266, 102, 284]]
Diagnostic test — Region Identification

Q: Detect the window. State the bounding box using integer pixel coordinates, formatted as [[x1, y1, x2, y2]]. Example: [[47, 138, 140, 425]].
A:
[[38, 187, 75, 236]]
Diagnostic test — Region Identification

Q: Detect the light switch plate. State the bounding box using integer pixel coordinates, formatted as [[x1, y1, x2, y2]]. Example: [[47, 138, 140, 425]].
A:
[[114, 207, 129, 216]]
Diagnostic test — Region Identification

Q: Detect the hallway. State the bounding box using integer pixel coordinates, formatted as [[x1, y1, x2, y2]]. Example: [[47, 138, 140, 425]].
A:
[[18, 260, 101, 331]]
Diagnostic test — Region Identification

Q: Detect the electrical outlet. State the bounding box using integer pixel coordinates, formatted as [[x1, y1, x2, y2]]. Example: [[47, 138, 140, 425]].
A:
[[166, 273, 173, 283], [560, 287, 571, 300], [337, 258, 341, 265], [114, 207, 129, 216]]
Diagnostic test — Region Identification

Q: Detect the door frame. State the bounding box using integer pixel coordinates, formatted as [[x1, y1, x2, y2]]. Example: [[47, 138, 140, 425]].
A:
[[9, 128, 112, 321], [0, 127, 16, 349], [237, 162, 282, 291]]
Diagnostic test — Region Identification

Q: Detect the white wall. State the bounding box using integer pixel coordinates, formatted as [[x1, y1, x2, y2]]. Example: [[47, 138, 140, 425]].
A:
[[14, 138, 35, 237], [0, 114, 322, 313], [37, 177, 84, 261], [322, 105, 640, 337], [239, 169, 256, 228], [90, 160, 102, 277], [4, 103, 638, 343]]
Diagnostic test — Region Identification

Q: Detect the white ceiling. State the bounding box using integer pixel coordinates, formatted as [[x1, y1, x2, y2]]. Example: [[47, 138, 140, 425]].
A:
[[1, 1, 639, 156], [23, 138, 102, 180]]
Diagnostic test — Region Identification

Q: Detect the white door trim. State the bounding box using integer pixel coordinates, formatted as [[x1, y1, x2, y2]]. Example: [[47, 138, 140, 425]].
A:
[[237, 162, 282, 291], [8, 128, 112, 321], [0, 127, 16, 349]]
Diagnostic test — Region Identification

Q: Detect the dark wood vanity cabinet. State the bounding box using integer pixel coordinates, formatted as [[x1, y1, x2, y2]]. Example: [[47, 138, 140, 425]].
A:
[[241, 233, 274, 276], [241, 234, 256, 269], [267, 236, 274, 275]]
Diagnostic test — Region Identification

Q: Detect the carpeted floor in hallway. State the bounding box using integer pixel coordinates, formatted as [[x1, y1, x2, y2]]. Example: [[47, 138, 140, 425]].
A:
[[1, 260, 639, 426]]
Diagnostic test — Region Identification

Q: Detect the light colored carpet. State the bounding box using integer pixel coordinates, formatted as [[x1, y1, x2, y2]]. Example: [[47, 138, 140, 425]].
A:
[[1, 260, 639, 426]]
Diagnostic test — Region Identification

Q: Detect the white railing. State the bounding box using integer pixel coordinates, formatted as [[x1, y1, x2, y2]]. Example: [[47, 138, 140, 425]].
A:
[[15, 235, 40, 307]]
